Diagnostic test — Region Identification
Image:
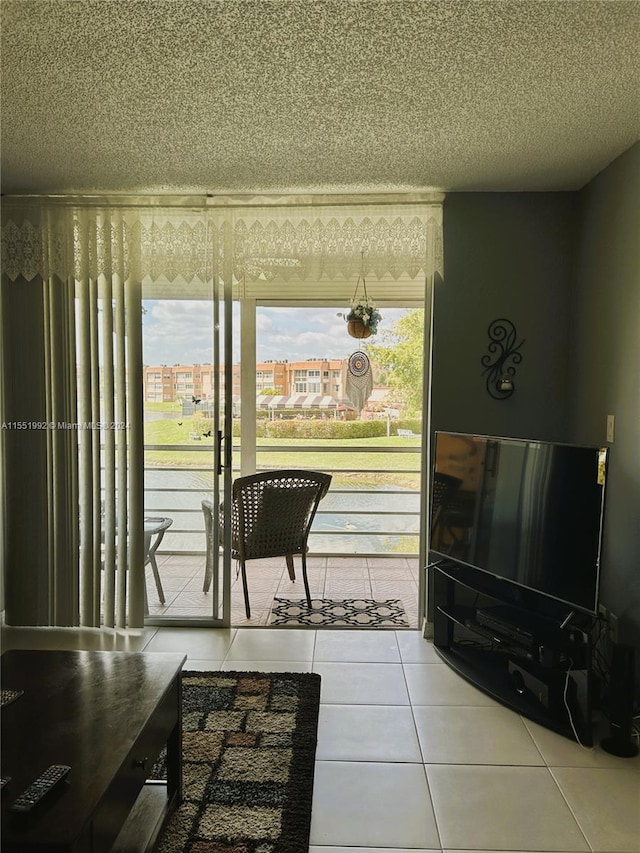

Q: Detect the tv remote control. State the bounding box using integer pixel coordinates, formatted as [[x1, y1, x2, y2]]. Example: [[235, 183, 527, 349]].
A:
[[10, 765, 71, 812]]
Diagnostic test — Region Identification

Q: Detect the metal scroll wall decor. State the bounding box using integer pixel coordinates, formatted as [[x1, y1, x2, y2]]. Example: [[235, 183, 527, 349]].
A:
[[481, 318, 525, 400]]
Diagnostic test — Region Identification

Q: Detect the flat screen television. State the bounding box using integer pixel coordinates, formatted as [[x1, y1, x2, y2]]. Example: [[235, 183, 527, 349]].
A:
[[430, 432, 608, 616]]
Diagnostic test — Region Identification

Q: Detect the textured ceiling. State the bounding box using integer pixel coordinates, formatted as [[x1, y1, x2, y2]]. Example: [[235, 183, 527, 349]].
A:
[[1, 0, 639, 195]]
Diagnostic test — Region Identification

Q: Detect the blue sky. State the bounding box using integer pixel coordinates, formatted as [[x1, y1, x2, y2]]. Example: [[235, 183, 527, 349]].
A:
[[142, 302, 407, 366]]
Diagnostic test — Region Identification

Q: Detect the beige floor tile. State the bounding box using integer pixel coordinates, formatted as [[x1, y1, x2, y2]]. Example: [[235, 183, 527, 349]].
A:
[[317, 705, 422, 761], [311, 761, 440, 848], [367, 567, 415, 581], [367, 557, 412, 569], [221, 659, 313, 673], [181, 579, 213, 593], [181, 658, 225, 671], [242, 576, 281, 592], [326, 567, 369, 580], [225, 627, 316, 661], [310, 849, 439, 853], [427, 765, 589, 851], [142, 627, 236, 659], [301, 556, 327, 568], [326, 557, 369, 569], [166, 591, 213, 605], [276, 580, 324, 596], [324, 581, 372, 596], [524, 718, 640, 770], [313, 662, 409, 705], [155, 574, 192, 587], [370, 579, 417, 595], [550, 766, 640, 851], [404, 662, 500, 706], [413, 706, 545, 764], [161, 602, 212, 617], [314, 629, 401, 662], [156, 557, 200, 569]]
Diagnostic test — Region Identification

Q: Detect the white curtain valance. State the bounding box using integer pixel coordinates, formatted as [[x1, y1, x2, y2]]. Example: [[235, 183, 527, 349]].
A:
[[1, 198, 442, 285]]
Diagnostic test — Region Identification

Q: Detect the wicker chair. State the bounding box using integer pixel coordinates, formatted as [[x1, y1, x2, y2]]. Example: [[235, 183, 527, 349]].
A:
[[202, 469, 332, 618], [430, 472, 462, 549]]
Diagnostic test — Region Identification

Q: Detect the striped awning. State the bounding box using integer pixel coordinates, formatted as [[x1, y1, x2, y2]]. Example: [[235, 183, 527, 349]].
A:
[[256, 394, 352, 410]]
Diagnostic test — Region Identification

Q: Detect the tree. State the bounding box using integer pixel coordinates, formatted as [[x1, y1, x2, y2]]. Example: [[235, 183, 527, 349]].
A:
[[368, 309, 424, 416]]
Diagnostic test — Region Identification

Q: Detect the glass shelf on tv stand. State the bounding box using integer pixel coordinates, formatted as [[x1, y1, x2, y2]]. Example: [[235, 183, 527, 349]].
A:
[[431, 561, 593, 746]]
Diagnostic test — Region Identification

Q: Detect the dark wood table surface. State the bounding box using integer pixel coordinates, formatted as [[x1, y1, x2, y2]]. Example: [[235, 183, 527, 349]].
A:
[[1, 649, 186, 853]]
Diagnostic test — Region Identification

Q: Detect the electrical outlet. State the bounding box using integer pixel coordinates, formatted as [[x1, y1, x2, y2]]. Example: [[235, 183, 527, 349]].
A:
[[606, 414, 615, 442]]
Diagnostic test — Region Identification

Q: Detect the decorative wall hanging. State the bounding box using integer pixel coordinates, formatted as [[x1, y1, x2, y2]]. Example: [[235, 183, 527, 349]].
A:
[[481, 318, 525, 400], [346, 252, 382, 338], [345, 350, 373, 414]]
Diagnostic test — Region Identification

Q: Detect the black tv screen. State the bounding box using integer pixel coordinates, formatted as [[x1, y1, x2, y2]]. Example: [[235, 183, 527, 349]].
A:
[[430, 432, 608, 615]]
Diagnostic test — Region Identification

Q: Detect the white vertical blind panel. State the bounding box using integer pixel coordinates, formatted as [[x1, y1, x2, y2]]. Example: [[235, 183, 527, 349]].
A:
[[89, 273, 102, 625], [114, 269, 129, 628], [77, 272, 94, 625], [125, 274, 145, 628], [101, 271, 116, 627]]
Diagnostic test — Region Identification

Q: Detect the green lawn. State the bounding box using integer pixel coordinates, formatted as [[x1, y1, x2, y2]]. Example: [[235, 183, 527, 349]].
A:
[[144, 401, 182, 413], [143, 417, 422, 488]]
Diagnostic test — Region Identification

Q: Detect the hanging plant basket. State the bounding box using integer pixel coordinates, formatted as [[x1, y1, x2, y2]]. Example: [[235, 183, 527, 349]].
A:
[[346, 253, 382, 339], [347, 319, 373, 339]]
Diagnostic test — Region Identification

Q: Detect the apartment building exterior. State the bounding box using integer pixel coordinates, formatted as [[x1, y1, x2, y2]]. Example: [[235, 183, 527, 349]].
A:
[[144, 358, 345, 403]]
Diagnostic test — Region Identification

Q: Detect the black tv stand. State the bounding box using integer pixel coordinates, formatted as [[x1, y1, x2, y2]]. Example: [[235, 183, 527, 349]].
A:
[[430, 558, 594, 745]]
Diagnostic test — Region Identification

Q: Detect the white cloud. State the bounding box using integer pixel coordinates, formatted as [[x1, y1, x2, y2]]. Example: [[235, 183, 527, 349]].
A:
[[142, 302, 411, 366]]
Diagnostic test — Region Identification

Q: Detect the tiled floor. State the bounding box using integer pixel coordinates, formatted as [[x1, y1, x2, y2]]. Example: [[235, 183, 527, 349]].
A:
[[1, 623, 639, 851], [148, 554, 420, 628]]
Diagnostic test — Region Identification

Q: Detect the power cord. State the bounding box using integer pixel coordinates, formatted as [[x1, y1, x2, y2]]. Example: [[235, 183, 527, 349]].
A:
[[563, 658, 593, 752]]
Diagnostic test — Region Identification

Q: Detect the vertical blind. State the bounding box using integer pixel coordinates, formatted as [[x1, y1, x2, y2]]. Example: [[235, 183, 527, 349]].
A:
[[1, 202, 212, 628]]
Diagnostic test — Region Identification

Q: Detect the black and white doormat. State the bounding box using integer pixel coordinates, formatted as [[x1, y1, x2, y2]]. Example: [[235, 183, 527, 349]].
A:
[[269, 597, 409, 627]]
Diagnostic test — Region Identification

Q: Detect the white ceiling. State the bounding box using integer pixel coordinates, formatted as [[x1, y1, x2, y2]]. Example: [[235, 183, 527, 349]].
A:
[[1, 0, 638, 196]]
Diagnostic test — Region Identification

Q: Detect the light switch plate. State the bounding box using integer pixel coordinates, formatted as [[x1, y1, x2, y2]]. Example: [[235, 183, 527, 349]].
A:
[[606, 414, 615, 442]]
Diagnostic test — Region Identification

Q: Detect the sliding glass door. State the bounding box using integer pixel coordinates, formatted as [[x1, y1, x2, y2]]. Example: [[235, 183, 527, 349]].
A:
[[141, 216, 234, 626]]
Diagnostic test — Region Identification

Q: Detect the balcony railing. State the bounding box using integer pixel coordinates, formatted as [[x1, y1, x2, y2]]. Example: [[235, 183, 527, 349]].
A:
[[143, 442, 422, 557]]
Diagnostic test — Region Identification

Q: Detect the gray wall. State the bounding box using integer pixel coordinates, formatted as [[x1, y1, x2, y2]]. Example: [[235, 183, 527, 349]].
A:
[[433, 192, 578, 440], [571, 142, 640, 658], [432, 150, 639, 685]]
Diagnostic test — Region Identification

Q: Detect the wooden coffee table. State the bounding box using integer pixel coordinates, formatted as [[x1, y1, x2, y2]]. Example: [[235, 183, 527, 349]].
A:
[[1, 649, 186, 852]]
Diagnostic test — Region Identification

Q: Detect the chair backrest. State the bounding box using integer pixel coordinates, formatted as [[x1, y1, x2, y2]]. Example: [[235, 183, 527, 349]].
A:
[[231, 469, 332, 561], [430, 472, 462, 534]]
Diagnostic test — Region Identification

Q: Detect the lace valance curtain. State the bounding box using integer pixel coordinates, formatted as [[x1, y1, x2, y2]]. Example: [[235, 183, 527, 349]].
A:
[[1, 203, 212, 285], [1, 198, 443, 286], [231, 203, 443, 283]]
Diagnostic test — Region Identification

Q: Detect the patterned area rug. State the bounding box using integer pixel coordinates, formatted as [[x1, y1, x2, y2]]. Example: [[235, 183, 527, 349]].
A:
[[269, 597, 409, 627], [152, 670, 321, 853]]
